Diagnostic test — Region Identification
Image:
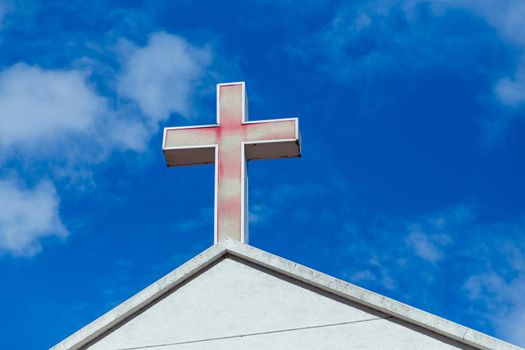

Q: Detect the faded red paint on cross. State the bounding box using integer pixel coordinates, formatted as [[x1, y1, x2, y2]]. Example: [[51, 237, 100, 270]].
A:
[[163, 82, 301, 243]]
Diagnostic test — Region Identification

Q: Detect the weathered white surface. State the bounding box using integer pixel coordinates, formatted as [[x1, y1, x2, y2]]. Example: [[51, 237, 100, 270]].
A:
[[52, 240, 523, 350], [88, 257, 473, 350]]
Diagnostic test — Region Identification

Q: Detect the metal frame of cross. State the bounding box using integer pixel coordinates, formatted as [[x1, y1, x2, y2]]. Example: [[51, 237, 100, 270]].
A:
[[163, 82, 301, 244]]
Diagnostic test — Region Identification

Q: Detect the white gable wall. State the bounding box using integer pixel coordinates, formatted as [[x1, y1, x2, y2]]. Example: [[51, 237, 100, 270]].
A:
[[86, 257, 475, 350]]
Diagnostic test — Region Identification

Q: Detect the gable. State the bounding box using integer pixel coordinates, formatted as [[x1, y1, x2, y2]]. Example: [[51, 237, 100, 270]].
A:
[[84, 256, 474, 350], [53, 240, 521, 350]]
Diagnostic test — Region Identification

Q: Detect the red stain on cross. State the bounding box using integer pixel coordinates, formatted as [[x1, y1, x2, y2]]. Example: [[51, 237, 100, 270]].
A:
[[163, 82, 301, 243]]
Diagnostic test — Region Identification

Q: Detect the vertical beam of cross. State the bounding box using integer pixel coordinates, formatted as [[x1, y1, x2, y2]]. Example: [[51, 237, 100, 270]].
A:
[[163, 82, 301, 244]]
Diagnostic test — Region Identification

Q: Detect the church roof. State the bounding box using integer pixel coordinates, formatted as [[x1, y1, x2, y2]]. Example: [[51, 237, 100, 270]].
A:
[[52, 239, 522, 350]]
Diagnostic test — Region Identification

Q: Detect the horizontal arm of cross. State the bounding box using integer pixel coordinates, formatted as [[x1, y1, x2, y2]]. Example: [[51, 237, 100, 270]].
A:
[[243, 119, 300, 160], [163, 125, 218, 167], [163, 118, 300, 166]]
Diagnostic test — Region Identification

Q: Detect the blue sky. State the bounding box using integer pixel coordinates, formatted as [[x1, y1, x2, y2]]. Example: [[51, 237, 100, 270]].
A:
[[0, 0, 524, 348]]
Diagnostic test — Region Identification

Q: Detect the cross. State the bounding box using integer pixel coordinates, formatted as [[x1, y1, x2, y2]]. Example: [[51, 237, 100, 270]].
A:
[[163, 82, 301, 243]]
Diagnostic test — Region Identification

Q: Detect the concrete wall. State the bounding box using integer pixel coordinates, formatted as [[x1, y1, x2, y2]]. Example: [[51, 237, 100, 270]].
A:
[[86, 257, 476, 350]]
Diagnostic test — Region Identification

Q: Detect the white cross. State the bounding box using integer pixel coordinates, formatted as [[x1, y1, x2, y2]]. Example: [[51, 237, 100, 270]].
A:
[[163, 82, 301, 243]]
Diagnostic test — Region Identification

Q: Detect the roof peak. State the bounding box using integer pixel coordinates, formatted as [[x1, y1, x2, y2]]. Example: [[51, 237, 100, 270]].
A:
[[52, 240, 522, 350]]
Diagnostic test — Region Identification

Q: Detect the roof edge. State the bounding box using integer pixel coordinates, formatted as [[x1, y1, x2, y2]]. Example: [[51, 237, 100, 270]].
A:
[[51, 239, 523, 350], [50, 243, 229, 350], [221, 240, 522, 350]]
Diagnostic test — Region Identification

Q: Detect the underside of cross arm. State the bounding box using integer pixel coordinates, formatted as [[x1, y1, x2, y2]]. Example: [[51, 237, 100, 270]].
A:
[[163, 146, 216, 167], [244, 139, 301, 161]]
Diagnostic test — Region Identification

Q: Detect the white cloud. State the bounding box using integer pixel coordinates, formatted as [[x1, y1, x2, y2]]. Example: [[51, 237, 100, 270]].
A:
[[118, 32, 212, 123], [0, 178, 67, 256], [0, 32, 214, 159], [0, 31, 216, 257], [0, 64, 105, 150], [402, 206, 468, 262], [0, 63, 150, 171], [405, 229, 445, 262], [495, 67, 525, 106]]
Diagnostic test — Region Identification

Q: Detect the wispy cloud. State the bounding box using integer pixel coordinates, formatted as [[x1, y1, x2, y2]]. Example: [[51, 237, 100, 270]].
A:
[[405, 229, 448, 263], [425, 0, 525, 108], [338, 205, 472, 288], [0, 64, 106, 152], [460, 219, 525, 346], [289, 1, 456, 80], [289, 0, 525, 141], [0, 177, 67, 256], [495, 62, 525, 106], [118, 32, 212, 123], [0, 31, 216, 256], [403, 206, 469, 262], [428, 0, 525, 44], [256, 180, 525, 346], [341, 206, 525, 346], [0, 32, 213, 160]]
